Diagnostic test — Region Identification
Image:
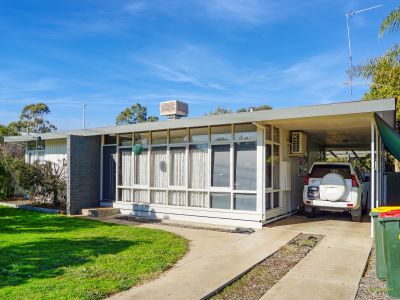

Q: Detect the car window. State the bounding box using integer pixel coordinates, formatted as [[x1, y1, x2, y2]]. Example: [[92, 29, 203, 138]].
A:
[[310, 165, 352, 179]]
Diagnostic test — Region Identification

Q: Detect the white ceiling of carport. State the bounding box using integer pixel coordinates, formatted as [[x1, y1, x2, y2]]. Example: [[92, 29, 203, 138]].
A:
[[267, 113, 374, 149]]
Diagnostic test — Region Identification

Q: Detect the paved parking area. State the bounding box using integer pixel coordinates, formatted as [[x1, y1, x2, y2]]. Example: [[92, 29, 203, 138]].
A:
[[106, 221, 297, 300], [261, 214, 372, 300], [102, 213, 371, 300]]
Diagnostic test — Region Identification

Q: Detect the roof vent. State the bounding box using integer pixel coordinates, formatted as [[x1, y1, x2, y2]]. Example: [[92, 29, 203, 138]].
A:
[[160, 100, 188, 119]]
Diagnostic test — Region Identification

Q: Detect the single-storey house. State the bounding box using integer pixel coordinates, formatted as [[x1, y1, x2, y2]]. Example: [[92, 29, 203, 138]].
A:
[[5, 98, 396, 228]]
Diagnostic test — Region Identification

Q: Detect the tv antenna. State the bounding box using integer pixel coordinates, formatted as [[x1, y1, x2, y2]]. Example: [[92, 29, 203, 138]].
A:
[[345, 4, 383, 100]]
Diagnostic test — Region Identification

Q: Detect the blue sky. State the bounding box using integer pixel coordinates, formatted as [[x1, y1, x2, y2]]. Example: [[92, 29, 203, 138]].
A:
[[0, 0, 398, 130]]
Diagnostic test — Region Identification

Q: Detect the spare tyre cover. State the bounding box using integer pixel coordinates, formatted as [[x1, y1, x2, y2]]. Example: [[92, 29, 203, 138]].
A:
[[320, 173, 347, 201]]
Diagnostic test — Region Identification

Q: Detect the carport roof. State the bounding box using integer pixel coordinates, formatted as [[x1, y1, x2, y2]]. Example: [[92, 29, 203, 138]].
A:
[[4, 98, 396, 143]]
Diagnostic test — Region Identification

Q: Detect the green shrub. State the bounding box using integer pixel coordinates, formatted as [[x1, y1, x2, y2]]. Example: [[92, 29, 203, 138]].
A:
[[0, 158, 13, 200]]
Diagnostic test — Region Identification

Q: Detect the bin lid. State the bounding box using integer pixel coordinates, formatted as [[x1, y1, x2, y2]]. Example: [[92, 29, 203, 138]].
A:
[[370, 206, 400, 217], [379, 210, 400, 221], [372, 206, 400, 213]]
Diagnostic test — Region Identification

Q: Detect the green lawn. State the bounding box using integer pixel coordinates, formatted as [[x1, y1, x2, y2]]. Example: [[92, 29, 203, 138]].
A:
[[0, 206, 188, 300]]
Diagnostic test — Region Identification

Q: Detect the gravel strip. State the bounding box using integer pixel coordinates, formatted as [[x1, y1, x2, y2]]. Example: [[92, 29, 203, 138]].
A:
[[356, 247, 395, 300], [208, 233, 324, 300]]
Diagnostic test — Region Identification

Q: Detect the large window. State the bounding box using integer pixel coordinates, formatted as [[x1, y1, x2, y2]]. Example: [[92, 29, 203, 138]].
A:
[[170, 147, 186, 186], [211, 145, 230, 187], [234, 142, 256, 190], [189, 144, 208, 189], [273, 145, 280, 190], [265, 125, 281, 212], [265, 144, 272, 188], [134, 149, 148, 185], [150, 147, 167, 188], [119, 148, 132, 186]]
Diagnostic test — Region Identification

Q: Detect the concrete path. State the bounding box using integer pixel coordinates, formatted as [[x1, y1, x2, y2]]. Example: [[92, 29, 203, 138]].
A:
[[260, 214, 372, 300], [105, 221, 298, 300]]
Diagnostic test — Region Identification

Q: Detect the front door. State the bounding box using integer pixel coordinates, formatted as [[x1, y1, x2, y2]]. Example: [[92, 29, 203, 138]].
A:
[[102, 146, 116, 201]]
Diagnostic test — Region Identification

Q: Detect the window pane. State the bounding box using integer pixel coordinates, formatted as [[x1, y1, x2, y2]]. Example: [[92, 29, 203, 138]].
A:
[[265, 144, 272, 188], [151, 190, 167, 205], [133, 189, 149, 203], [151, 131, 167, 144], [190, 127, 209, 143], [211, 145, 230, 187], [265, 193, 271, 210], [134, 132, 149, 145], [119, 133, 132, 146], [210, 193, 230, 209], [28, 140, 45, 150], [189, 192, 207, 208], [234, 142, 256, 190], [273, 145, 280, 189], [134, 149, 148, 185], [273, 192, 280, 208], [104, 135, 117, 144], [37, 140, 45, 150], [265, 125, 271, 141], [234, 124, 257, 141], [151, 147, 168, 187], [211, 125, 232, 142], [189, 144, 208, 189], [170, 147, 186, 186], [118, 188, 131, 202], [170, 128, 188, 144], [119, 148, 132, 186], [273, 127, 280, 143], [234, 194, 256, 211], [169, 191, 186, 206]]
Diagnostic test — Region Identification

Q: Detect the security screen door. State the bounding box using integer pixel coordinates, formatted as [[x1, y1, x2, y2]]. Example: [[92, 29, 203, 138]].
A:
[[102, 146, 117, 201]]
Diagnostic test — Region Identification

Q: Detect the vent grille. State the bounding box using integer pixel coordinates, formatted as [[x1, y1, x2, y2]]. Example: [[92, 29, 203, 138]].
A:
[[160, 100, 188, 119], [290, 131, 307, 156]]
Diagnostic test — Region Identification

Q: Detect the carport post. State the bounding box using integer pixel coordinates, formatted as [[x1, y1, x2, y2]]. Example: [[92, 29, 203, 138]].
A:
[[371, 119, 375, 238]]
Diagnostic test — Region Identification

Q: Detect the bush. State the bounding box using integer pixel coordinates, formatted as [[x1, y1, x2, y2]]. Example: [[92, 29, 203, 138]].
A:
[[15, 159, 67, 209], [0, 158, 14, 200]]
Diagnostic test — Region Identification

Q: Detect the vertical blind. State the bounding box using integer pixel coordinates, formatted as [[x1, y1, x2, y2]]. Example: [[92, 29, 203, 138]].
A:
[[189, 144, 208, 189], [119, 149, 132, 186], [135, 149, 148, 185], [170, 147, 186, 186]]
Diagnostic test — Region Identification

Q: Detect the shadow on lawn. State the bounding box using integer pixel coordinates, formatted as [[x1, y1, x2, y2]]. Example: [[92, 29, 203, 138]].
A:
[[0, 207, 105, 234], [0, 236, 147, 288]]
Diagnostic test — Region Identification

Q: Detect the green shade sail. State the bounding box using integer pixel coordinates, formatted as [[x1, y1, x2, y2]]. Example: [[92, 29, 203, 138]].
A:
[[375, 113, 400, 160]]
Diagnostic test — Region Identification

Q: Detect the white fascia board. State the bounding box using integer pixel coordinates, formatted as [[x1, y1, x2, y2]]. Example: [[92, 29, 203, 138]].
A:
[[4, 98, 396, 142]]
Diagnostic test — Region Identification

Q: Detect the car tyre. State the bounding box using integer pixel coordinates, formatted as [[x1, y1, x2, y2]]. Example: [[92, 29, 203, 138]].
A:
[[351, 208, 362, 222], [306, 208, 316, 218]]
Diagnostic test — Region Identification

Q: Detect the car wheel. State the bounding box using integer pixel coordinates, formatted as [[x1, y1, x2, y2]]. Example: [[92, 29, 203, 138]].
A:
[[306, 208, 316, 218], [351, 214, 362, 222], [351, 208, 362, 222]]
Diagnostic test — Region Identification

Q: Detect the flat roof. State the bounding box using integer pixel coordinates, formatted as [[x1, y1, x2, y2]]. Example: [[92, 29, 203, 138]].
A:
[[4, 98, 396, 143]]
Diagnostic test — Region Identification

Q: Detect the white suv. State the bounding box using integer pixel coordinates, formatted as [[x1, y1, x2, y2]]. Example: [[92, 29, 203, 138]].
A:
[[303, 162, 368, 222]]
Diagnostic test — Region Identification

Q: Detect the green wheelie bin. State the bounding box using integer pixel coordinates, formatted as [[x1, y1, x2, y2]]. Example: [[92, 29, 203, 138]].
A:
[[370, 206, 400, 280], [379, 211, 400, 298]]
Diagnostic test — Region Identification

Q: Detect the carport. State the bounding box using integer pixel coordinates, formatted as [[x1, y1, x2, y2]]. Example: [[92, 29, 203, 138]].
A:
[[266, 102, 396, 236]]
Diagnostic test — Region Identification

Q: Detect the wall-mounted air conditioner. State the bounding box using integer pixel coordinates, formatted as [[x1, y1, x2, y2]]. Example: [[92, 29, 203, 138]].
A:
[[290, 131, 307, 156]]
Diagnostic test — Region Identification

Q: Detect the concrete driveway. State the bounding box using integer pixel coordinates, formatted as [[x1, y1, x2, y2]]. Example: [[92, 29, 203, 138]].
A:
[[104, 213, 371, 300], [261, 213, 372, 300], [106, 221, 297, 300]]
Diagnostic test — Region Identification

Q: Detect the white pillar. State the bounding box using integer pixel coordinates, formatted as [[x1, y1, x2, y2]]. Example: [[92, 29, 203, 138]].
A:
[[371, 119, 375, 238]]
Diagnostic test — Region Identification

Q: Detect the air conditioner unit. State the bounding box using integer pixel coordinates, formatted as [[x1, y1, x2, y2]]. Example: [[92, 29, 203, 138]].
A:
[[290, 131, 307, 156]]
